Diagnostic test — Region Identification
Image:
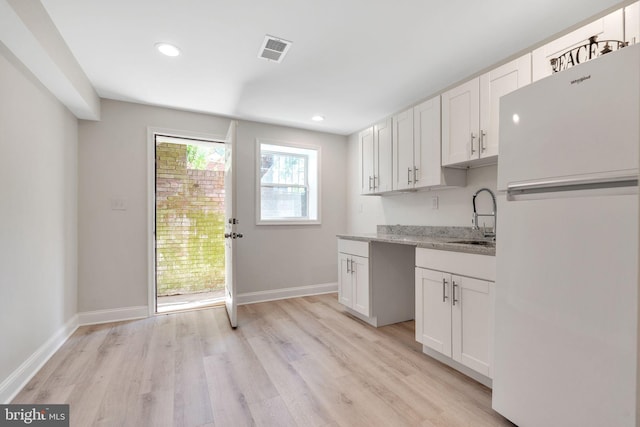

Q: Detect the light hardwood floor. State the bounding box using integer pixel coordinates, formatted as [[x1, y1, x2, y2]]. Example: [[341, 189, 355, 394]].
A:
[[13, 294, 514, 426]]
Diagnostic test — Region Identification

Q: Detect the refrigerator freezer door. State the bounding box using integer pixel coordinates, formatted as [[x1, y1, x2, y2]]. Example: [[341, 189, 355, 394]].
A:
[[497, 44, 639, 192], [492, 192, 638, 426]]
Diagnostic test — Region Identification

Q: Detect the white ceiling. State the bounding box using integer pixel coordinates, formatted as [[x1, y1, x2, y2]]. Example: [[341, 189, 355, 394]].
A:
[[40, 0, 625, 135]]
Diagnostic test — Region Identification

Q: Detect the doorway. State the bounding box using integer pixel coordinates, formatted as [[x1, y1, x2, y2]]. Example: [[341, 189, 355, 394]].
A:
[[153, 134, 226, 313]]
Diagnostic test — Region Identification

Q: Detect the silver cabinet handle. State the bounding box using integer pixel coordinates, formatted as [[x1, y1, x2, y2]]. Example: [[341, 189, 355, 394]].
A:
[[350, 258, 354, 274], [407, 167, 412, 185], [470, 132, 477, 155], [413, 167, 418, 183], [442, 278, 448, 302], [368, 176, 373, 190], [346, 257, 351, 273], [452, 280, 459, 306], [373, 175, 378, 190], [480, 130, 487, 152]]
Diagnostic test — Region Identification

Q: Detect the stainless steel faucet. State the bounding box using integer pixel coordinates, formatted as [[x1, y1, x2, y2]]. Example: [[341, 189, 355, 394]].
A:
[[472, 188, 497, 239]]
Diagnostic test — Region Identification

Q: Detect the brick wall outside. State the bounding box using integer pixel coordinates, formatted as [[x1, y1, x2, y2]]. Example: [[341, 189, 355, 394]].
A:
[[155, 142, 225, 296]]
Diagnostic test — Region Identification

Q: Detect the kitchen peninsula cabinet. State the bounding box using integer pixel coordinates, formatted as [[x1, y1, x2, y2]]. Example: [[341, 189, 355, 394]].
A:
[[415, 247, 495, 385], [338, 238, 414, 327], [441, 54, 531, 167]]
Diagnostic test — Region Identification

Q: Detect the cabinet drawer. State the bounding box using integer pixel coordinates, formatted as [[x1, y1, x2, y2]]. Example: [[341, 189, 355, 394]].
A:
[[416, 247, 495, 281], [338, 239, 369, 257]]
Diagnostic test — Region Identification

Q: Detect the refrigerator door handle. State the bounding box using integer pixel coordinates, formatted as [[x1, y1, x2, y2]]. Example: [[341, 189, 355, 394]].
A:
[[507, 175, 638, 197]]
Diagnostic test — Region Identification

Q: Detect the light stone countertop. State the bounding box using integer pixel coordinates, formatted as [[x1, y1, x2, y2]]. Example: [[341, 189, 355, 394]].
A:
[[337, 225, 496, 256]]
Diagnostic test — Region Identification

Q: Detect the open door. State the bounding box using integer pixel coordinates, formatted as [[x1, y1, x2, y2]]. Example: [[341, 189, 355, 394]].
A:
[[224, 121, 240, 328]]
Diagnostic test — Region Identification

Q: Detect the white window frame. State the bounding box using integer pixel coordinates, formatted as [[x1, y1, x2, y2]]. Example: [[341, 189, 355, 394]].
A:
[[256, 139, 321, 225]]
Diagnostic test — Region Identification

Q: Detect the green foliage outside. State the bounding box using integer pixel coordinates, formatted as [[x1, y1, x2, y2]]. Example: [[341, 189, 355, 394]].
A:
[[186, 144, 208, 170]]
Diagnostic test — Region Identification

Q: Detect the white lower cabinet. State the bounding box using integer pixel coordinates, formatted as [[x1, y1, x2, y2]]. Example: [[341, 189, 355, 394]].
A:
[[338, 239, 370, 317], [338, 238, 415, 327], [338, 252, 370, 316], [415, 248, 495, 380]]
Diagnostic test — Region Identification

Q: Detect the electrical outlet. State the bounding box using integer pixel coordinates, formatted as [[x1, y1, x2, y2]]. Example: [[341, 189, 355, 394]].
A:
[[110, 197, 127, 211], [431, 196, 439, 210]]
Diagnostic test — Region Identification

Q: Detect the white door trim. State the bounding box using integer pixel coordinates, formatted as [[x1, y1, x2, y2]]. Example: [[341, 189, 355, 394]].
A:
[[146, 127, 226, 316]]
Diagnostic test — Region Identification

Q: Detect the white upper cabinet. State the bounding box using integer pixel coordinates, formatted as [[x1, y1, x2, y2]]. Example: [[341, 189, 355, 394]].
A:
[[374, 118, 393, 193], [625, 2, 640, 45], [359, 127, 375, 194], [479, 54, 532, 159], [360, 119, 392, 195], [532, 9, 623, 81], [442, 79, 480, 167], [442, 54, 531, 167], [414, 97, 466, 188], [394, 97, 466, 190], [392, 108, 415, 191]]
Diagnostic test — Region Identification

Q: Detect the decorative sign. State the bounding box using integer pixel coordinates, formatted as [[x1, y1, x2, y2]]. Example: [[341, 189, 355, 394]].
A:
[[550, 35, 628, 73]]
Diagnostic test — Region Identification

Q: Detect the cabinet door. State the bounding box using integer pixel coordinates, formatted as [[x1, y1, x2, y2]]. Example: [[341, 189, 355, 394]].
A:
[[442, 78, 480, 166], [625, 2, 640, 45], [338, 253, 353, 308], [359, 127, 375, 194], [413, 96, 441, 188], [532, 9, 623, 81], [351, 255, 370, 317], [415, 268, 451, 357], [374, 118, 393, 193], [479, 54, 531, 159], [392, 108, 414, 191], [451, 275, 493, 377]]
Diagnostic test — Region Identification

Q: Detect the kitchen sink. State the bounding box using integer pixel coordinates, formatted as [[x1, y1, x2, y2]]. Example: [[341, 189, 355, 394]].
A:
[[447, 240, 495, 247]]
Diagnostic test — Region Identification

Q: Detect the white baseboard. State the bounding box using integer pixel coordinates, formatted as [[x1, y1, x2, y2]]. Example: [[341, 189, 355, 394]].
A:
[[0, 315, 79, 404], [77, 306, 149, 326], [237, 282, 337, 305]]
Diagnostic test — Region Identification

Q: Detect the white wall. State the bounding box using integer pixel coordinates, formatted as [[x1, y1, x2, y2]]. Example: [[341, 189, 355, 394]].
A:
[[78, 100, 347, 313], [235, 121, 347, 295], [345, 132, 498, 234], [78, 100, 230, 312], [0, 46, 78, 398]]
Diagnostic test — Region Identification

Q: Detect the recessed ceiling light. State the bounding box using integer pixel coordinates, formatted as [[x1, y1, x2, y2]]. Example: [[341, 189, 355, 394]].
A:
[[155, 42, 181, 57], [312, 115, 325, 122]]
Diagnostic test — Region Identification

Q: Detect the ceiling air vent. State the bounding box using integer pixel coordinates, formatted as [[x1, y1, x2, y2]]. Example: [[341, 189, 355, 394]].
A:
[[258, 35, 292, 63]]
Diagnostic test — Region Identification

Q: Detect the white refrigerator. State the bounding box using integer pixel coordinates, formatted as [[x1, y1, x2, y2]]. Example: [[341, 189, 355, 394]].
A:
[[493, 44, 639, 426]]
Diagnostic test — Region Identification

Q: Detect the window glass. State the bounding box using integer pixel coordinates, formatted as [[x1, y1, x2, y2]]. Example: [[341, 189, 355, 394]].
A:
[[257, 141, 320, 224]]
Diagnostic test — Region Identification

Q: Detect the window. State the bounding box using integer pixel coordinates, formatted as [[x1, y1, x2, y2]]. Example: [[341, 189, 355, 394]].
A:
[[257, 140, 320, 224]]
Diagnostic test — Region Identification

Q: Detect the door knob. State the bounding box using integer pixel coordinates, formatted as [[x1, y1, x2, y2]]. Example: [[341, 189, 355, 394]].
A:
[[224, 233, 232, 238]]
